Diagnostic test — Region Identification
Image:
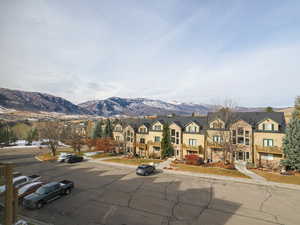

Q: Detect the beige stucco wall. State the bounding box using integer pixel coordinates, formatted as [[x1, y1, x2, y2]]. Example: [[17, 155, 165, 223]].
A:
[[253, 132, 285, 166], [253, 132, 284, 147], [182, 133, 205, 158]]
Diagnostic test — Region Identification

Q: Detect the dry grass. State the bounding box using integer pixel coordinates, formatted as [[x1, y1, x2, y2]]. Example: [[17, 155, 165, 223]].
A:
[[173, 163, 251, 179], [104, 158, 163, 166], [91, 153, 116, 159], [251, 169, 300, 185], [36, 153, 57, 161]]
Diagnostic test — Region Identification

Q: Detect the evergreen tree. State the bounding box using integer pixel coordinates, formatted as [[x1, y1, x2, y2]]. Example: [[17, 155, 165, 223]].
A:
[[265, 106, 274, 112], [26, 128, 39, 145], [104, 119, 113, 138], [93, 121, 103, 139], [281, 111, 300, 170], [0, 126, 17, 146], [161, 123, 174, 159]]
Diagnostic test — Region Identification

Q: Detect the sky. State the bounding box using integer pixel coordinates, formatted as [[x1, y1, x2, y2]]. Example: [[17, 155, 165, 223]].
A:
[[0, 0, 299, 107]]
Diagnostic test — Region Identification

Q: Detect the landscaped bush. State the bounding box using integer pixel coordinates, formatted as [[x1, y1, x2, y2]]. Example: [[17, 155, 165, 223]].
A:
[[185, 154, 204, 165], [202, 162, 235, 170]]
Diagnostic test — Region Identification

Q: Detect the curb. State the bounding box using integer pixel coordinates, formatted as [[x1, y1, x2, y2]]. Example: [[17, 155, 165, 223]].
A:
[[91, 160, 300, 191], [88, 160, 136, 169], [34, 156, 43, 162]]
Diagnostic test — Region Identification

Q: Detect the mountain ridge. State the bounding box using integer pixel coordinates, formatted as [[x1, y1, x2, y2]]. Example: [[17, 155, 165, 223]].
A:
[[0, 87, 268, 117]]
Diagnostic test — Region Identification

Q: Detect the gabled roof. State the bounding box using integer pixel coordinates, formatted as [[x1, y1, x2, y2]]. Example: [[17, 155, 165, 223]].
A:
[[207, 111, 286, 131]]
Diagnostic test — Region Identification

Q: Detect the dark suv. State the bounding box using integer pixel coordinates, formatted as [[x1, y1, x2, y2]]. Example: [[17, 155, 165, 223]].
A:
[[136, 164, 155, 176]]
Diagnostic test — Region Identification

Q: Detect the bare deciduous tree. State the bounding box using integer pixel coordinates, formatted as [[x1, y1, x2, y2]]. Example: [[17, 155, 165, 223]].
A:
[[38, 122, 63, 156], [207, 99, 238, 164]]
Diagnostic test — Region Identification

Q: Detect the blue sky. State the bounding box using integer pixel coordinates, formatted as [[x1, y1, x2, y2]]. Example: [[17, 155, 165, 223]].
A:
[[0, 0, 299, 107]]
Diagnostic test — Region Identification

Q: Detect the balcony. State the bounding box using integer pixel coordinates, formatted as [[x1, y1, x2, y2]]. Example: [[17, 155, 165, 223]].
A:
[[207, 141, 224, 149], [255, 145, 283, 155], [135, 142, 147, 149], [147, 141, 161, 147], [182, 144, 203, 154]]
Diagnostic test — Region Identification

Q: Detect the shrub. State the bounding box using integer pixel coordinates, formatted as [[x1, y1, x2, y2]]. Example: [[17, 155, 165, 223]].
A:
[[185, 154, 203, 165]]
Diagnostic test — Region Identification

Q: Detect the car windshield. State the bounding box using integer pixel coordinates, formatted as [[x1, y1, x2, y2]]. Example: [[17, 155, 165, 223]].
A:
[[138, 165, 148, 169], [36, 186, 48, 195]]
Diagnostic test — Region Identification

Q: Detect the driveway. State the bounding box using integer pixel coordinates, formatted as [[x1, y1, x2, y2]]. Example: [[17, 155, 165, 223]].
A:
[[1, 148, 300, 225]]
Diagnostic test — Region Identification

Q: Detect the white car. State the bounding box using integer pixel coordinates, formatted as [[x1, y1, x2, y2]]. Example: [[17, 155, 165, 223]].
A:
[[57, 153, 73, 162], [0, 175, 41, 194]]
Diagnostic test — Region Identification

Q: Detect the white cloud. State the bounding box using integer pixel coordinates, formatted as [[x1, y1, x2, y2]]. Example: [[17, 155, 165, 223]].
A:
[[0, 0, 299, 107]]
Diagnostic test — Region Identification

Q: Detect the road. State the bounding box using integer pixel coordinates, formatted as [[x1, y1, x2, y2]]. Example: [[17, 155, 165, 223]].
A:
[[1, 148, 300, 225]]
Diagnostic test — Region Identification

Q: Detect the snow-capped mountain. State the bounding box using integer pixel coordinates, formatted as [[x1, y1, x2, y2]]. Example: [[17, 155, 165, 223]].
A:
[[0, 88, 90, 115], [78, 97, 211, 117]]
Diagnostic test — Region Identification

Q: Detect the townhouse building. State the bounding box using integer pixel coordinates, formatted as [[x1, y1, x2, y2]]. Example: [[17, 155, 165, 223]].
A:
[[112, 112, 286, 168]]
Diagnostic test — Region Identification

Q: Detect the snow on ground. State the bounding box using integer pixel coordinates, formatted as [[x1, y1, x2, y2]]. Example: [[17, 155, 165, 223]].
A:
[[1, 139, 70, 149]]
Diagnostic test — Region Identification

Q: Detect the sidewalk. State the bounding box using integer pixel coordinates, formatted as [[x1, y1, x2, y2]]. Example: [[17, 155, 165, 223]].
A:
[[234, 161, 266, 181]]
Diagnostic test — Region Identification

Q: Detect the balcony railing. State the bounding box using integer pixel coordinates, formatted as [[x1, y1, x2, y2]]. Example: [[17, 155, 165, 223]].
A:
[[207, 141, 224, 149], [135, 142, 147, 148], [182, 144, 204, 154], [255, 145, 282, 154]]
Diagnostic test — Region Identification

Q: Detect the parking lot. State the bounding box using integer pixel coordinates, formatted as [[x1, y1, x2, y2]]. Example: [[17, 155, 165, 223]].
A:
[[1, 148, 300, 225]]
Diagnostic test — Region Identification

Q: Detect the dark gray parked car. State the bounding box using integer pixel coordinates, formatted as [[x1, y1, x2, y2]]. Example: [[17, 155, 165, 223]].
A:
[[136, 164, 155, 176], [23, 180, 74, 209]]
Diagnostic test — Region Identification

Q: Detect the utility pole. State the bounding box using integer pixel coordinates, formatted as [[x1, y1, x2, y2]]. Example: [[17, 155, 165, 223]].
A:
[[1, 163, 15, 225]]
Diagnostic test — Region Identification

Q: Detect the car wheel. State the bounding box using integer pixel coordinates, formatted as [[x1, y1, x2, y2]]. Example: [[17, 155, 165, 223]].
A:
[[65, 188, 71, 195], [36, 201, 43, 209]]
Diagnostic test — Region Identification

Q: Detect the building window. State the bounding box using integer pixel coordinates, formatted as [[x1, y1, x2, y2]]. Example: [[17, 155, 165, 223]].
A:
[[237, 137, 244, 144], [245, 138, 250, 145], [154, 136, 161, 142], [189, 139, 197, 146], [176, 139, 179, 144], [246, 152, 250, 159], [139, 127, 147, 133], [213, 136, 222, 143], [153, 147, 160, 151], [127, 130, 130, 136], [263, 139, 274, 147], [171, 129, 175, 136], [176, 132, 179, 137], [176, 150, 179, 156], [238, 127, 244, 135], [232, 138, 236, 144], [115, 126, 122, 132], [140, 138, 145, 144], [153, 125, 162, 131], [171, 137, 175, 143], [232, 130, 236, 137], [127, 137, 130, 142], [187, 126, 198, 133], [245, 131, 249, 137], [263, 123, 275, 131]]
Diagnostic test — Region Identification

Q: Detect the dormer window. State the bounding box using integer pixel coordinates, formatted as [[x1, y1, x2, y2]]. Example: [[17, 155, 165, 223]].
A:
[[153, 125, 162, 131], [262, 123, 274, 131], [139, 127, 147, 133], [115, 126, 122, 132], [186, 126, 198, 133], [210, 119, 224, 129]]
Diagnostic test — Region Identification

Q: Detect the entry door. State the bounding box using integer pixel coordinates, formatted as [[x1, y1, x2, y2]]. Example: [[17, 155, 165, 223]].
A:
[[238, 152, 244, 160]]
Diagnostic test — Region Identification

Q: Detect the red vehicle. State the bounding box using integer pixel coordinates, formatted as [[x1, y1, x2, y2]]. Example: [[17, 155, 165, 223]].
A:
[[17, 181, 45, 203]]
